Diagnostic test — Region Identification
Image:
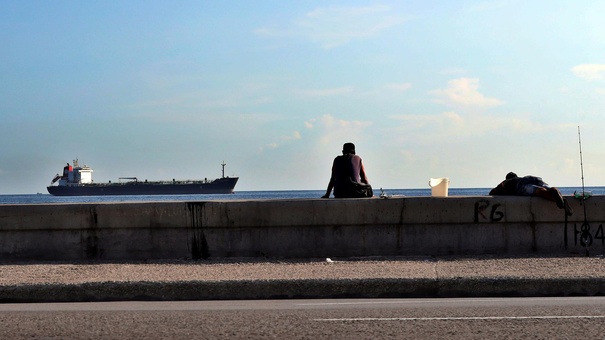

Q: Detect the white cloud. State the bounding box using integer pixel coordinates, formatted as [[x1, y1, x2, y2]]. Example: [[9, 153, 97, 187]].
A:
[[256, 5, 407, 49], [384, 83, 412, 92], [572, 64, 605, 81], [319, 114, 372, 129], [296, 86, 354, 97], [292, 131, 302, 140], [389, 113, 442, 129], [440, 67, 467, 75], [388, 111, 464, 133], [306, 114, 373, 148], [302, 5, 406, 48], [443, 111, 464, 125], [463, 0, 519, 13], [431, 78, 504, 108], [253, 27, 283, 38], [389, 109, 573, 144], [508, 118, 564, 133], [264, 131, 302, 150]]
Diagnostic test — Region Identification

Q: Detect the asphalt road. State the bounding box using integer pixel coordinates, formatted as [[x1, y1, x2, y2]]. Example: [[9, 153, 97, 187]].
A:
[[1, 297, 604, 339]]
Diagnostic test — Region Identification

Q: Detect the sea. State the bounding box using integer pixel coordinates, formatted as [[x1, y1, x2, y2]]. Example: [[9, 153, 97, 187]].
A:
[[0, 187, 603, 204]]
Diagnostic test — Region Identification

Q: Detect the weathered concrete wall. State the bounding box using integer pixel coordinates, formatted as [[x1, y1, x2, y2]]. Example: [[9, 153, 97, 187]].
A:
[[0, 195, 603, 261]]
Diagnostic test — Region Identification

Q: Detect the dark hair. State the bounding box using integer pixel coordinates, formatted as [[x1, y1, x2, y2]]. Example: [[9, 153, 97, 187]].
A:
[[342, 142, 356, 154], [506, 172, 518, 179]]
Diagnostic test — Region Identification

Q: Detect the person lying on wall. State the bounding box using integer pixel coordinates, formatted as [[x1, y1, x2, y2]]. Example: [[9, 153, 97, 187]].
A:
[[321, 142, 373, 198], [489, 172, 573, 216]]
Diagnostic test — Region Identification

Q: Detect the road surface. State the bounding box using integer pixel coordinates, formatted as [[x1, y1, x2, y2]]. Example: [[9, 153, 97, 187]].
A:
[[1, 297, 604, 339]]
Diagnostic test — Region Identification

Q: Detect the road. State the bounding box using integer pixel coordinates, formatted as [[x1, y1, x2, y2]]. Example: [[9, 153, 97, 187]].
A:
[[1, 297, 604, 339]]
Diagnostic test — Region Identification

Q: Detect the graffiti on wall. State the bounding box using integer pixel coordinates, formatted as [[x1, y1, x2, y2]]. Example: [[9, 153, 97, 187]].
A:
[[570, 221, 605, 247], [475, 198, 603, 252], [474, 199, 504, 223]]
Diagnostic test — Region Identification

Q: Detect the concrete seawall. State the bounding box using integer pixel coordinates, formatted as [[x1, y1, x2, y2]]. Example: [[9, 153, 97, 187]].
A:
[[0, 196, 603, 261]]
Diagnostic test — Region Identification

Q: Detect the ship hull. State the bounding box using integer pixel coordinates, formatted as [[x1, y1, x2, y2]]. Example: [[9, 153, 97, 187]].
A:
[[47, 177, 238, 196]]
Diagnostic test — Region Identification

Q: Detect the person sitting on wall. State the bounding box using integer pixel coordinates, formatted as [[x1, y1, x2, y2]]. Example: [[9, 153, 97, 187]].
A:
[[489, 172, 573, 216], [321, 142, 373, 198]]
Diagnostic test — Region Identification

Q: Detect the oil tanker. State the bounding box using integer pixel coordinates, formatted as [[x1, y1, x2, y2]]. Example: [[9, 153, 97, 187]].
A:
[[47, 159, 238, 196]]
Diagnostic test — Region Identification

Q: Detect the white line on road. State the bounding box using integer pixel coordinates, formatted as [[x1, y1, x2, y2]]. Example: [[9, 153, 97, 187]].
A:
[[299, 299, 494, 306], [298, 296, 600, 306], [314, 315, 605, 322]]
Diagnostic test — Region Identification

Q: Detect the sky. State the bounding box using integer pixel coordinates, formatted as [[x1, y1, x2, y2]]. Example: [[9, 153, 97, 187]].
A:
[[2, 0, 605, 194]]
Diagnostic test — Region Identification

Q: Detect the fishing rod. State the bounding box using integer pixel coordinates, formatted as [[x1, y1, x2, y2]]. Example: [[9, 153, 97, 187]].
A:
[[577, 126, 591, 256], [578, 126, 586, 199]]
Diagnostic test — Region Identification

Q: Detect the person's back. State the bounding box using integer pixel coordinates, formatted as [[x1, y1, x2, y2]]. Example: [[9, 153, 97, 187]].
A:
[[332, 153, 365, 198], [322, 142, 371, 198], [489, 177, 520, 195], [489, 171, 523, 195]]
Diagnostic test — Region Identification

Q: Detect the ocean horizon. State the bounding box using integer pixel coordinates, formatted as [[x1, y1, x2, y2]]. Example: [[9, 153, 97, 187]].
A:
[[0, 186, 603, 204]]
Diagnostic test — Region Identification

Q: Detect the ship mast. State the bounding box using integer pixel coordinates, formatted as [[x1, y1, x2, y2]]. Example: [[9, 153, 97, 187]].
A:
[[221, 161, 226, 178]]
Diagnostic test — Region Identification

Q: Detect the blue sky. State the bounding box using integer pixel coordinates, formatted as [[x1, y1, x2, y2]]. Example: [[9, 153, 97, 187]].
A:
[[2, 1, 605, 194]]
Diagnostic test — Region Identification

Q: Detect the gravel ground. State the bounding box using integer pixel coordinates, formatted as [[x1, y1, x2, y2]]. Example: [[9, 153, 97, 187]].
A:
[[1, 255, 604, 286]]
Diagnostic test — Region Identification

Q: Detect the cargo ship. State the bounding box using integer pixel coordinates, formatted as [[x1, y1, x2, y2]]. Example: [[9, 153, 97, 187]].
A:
[[47, 159, 238, 196]]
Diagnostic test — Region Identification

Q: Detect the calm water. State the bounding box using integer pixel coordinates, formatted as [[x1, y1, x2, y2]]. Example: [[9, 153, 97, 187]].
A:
[[0, 187, 603, 204]]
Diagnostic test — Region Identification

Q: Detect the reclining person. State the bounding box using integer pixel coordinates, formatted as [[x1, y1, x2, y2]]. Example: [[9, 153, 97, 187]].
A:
[[489, 172, 573, 216]]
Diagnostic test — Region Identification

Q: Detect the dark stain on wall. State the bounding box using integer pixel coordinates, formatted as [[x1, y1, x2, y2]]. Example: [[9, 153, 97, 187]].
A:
[[86, 206, 100, 259], [187, 203, 210, 260]]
